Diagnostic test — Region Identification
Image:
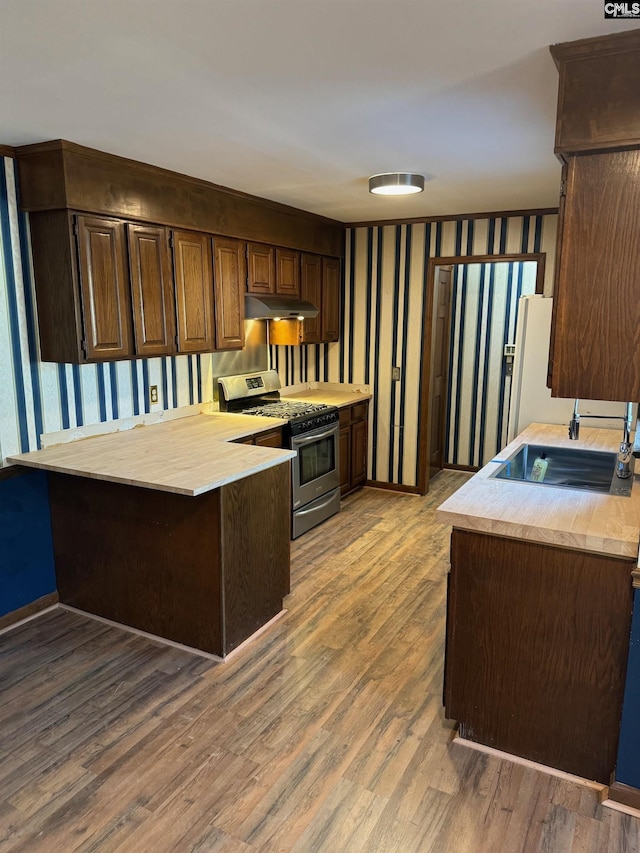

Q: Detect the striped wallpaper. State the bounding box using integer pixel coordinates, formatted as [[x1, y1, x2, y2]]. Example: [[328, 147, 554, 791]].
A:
[[446, 261, 537, 468], [272, 213, 558, 488], [0, 151, 558, 486], [0, 156, 265, 465]]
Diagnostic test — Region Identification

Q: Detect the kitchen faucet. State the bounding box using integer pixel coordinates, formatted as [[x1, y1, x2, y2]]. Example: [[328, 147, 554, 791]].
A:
[[568, 400, 635, 479]]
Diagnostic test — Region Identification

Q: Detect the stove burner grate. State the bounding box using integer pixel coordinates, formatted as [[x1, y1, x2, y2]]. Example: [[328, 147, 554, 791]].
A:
[[236, 401, 331, 420]]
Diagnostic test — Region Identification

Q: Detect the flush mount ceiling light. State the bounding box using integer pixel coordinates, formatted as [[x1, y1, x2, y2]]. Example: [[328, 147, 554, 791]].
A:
[[368, 172, 425, 196]]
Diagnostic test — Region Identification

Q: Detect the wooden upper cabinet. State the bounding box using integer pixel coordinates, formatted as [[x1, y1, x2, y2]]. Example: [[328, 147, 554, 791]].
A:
[[247, 243, 276, 294], [213, 237, 246, 350], [551, 31, 640, 154], [75, 215, 133, 361], [549, 150, 640, 401], [300, 253, 321, 344], [275, 248, 300, 297], [16, 141, 344, 364], [172, 230, 216, 353], [127, 224, 176, 357], [547, 161, 568, 389], [321, 257, 341, 343], [267, 252, 342, 347], [16, 140, 345, 257]]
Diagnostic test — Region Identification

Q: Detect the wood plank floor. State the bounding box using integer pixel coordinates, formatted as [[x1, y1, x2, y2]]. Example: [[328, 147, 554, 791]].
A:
[[1, 471, 638, 852]]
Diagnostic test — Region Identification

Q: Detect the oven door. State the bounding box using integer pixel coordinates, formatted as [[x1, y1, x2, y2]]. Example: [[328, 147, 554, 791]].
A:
[[291, 421, 340, 509]]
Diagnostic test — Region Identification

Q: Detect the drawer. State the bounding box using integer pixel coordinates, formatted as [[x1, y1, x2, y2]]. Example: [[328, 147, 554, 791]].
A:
[[339, 408, 351, 427], [352, 402, 369, 422]]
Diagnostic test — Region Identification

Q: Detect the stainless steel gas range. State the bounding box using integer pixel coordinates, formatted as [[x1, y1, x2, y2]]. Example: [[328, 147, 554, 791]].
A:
[[219, 370, 340, 538]]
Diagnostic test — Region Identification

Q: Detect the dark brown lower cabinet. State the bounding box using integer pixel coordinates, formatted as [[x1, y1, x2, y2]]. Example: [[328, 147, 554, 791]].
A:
[[339, 426, 351, 494], [254, 428, 283, 448], [444, 529, 634, 783], [48, 465, 290, 657], [232, 428, 283, 448], [339, 402, 369, 496]]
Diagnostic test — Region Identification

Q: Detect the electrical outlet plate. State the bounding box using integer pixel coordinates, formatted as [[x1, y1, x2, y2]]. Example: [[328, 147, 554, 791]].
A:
[[392, 366, 401, 381], [150, 385, 158, 404]]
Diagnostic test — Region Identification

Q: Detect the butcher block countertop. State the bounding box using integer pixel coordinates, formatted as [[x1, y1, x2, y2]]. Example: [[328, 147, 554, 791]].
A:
[[436, 423, 640, 560], [280, 382, 372, 409], [7, 413, 294, 497]]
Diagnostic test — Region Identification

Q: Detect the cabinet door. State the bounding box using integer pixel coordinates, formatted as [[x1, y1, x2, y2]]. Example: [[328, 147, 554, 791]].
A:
[[247, 243, 276, 294], [275, 248, 301, 297], [321, 257, 341, 343], [127, 224, 176, 357], [75, 215, 133, 361], [445, 529, 633, 784], [351, 417, 368, 487], [28, 211, 84, 363], [300, 253, 322, 344], [339, 426, 351, 494], [550, 150, 640, 401], [552, 37, 640, 154], [213, 237, 246, 350], [547, 162, 568, 389], [172, 230, 216, 354]]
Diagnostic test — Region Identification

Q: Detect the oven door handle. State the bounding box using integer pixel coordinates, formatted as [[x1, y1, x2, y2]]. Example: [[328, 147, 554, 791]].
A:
[[292, 426, 337, 445], [295, 493, 338, 516]]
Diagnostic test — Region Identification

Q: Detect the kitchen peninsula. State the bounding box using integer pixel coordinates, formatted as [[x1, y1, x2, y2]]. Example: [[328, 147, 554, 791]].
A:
[[8, 413, 295, 658], [436, 423, 640, 784]]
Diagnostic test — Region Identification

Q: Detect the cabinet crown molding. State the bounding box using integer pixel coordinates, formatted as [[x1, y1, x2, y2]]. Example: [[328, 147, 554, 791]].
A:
[[550, 27, 640, 67], [14, 139, 344, 257]]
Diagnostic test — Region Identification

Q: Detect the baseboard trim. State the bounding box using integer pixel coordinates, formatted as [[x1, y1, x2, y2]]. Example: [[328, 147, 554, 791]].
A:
[[605, 780, 640, 815], [58, 604, 226, 662], [365, 480, 421, 495], [601, 797, 640, 819], [0, 592, 59, 634], [58, 603, 288, 662], [453, 734, 606, 793], [221, 609, 288, 662], [443, 463, 480, 473]]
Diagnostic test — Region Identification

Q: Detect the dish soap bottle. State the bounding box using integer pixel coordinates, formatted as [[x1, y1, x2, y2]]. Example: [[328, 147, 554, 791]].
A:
[[530, 452, 548, 482]]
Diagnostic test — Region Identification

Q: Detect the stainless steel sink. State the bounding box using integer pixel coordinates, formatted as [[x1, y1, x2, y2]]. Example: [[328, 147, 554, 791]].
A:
[[490, 443, 634, 497]]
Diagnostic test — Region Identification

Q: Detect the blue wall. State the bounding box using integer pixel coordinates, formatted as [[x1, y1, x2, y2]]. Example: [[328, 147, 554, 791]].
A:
[[617, 590, 640, 788], [0, 153, 264, 619], [0, 469, 56, 618]]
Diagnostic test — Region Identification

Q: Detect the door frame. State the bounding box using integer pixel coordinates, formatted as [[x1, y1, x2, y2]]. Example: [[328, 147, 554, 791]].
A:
[[418, 252, 546, 495], [427, 265, 453, 483]]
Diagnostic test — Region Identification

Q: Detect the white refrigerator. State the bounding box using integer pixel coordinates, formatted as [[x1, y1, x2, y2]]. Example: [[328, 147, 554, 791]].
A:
[[507, 295, 635, 442]]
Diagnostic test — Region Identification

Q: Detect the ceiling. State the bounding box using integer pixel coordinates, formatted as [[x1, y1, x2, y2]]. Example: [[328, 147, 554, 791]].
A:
[[0, 1, 635, 223]]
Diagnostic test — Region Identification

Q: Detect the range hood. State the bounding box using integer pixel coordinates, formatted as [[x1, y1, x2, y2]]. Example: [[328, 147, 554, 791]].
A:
[[244, 294, 319, 320]]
